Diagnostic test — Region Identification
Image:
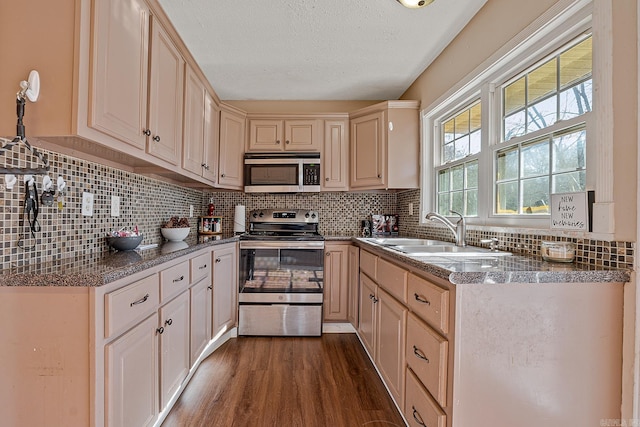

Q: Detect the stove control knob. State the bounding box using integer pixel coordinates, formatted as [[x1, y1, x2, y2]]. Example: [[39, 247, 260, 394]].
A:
[[311, 212, 317, 219], [259, 212, 264, 217], [305, 212, 310, 218], [252, 212, 258, 218]]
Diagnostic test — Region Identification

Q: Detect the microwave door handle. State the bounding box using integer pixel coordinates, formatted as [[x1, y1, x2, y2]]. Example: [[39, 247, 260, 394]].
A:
[[298, 161, 303, 191]]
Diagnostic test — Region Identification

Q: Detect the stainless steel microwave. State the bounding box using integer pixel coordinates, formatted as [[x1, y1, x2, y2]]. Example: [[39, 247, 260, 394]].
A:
[[243, 152, 321, 193]]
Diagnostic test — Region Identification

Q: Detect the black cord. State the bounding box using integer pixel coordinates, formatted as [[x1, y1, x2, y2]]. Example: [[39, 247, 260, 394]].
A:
[[17, 179, 40, 250]]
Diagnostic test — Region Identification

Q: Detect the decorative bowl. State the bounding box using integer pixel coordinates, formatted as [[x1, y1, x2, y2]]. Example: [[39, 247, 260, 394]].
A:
[[161, 227, 190, 242], [107, 235, 143, 251]]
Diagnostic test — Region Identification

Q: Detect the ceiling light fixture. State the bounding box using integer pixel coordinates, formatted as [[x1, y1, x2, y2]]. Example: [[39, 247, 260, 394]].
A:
[[396, 0, 434, 8]]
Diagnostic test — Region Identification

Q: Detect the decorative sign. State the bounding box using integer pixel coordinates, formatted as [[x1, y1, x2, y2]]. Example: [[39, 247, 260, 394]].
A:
[[550, 192, 588, 231]]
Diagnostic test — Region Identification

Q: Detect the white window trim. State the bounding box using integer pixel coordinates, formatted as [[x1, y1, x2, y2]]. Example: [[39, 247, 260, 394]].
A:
[[421, 0, 594, 229]]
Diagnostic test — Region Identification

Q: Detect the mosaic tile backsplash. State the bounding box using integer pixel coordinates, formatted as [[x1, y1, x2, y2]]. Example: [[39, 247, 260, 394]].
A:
[[0, 147, 633, 270]]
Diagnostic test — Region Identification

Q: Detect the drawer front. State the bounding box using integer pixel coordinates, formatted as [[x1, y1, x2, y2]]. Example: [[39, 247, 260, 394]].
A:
[[408, 274, 449, 334], [360, 250, 377, 280], [160, 261, 190, 302], [190, 252, 210, 284], [406, 313, 448, 407], [377, 258, 407, 303], [105, 274, 159, 338], [405, 367, 446, 427]]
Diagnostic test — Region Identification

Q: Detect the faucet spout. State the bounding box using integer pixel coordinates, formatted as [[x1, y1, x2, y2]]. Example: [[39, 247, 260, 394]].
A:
[[425, 210, 466, 246]]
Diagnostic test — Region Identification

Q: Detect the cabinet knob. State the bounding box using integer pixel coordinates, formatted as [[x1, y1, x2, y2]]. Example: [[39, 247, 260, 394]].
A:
[[142, 129, 151, 136], [326, 252, 331, 257], [152, 135, 161, 142], [156, 326, 164, 335], [285, 140, 290, 144], [215, 257, 221, 263], [276, 140, 281, 144], [325, 177, 329, 181], [207, 285, 213, 290], [377, 174, 381, 178], [165, 318, 173, 326], [221, 173, 225, 178]]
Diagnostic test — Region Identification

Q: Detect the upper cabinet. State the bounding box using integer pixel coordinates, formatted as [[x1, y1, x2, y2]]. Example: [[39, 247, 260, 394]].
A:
[[218, 105, 246, 190], [247, 118, 320, 152], [322, 119, 349, 191], [349, 101, 420, 190], [183, 66, 219, 184]]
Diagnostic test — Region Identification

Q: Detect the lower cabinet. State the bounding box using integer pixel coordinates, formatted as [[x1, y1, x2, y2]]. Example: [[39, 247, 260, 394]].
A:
[[347, 245, 360, 326], [376, 288, 407, 407], [190, 276, 212, 363], [159, 291, 191, 409], [323, 243, 350, 321], [358, 272, 378, 358], [105, 313, 159, 427], [212, 244, 237, 337], [405, 367, 446, 427]]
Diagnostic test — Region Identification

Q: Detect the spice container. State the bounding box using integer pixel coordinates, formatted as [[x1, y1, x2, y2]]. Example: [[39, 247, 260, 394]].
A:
[[541, 241, 576, 263]]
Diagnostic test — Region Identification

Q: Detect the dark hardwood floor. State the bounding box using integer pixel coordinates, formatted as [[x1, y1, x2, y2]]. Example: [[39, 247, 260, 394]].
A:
[[162, 333, 406, 427]]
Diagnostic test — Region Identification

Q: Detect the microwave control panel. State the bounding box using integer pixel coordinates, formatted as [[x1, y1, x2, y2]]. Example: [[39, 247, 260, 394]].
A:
[[303, 163, 321, 186]]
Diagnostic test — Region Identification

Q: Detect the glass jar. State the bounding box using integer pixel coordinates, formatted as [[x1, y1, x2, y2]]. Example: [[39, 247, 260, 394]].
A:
[[541, 241, 576, 263]]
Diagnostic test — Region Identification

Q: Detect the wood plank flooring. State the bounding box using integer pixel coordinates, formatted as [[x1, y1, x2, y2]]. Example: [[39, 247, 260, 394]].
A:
[[162, 333, 406, 427]]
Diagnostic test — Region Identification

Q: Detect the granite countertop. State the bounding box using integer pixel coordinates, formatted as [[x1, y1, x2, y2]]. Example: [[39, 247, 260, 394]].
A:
[[355, 238, 631, 284], [0, 234, 240, 287]]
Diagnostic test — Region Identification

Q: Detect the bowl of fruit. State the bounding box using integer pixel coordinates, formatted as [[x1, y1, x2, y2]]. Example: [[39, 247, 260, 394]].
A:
[[161, 217, 191, 242], [107, 227, 143, 251]]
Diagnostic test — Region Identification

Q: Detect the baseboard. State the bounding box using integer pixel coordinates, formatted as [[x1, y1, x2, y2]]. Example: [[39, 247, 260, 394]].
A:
[[323, 322, 356, 333]]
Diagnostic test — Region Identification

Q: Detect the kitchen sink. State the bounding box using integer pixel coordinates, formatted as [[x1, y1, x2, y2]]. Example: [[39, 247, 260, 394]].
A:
[[361, 238, 454, 246], [391, 245, 512, 257]]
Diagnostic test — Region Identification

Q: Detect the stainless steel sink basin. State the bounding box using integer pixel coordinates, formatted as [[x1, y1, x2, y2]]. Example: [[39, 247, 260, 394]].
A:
[[391, 245, 512, 257], [361, 238, 454, 246]]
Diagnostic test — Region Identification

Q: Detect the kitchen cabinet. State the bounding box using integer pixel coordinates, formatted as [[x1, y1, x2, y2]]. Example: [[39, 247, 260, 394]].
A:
[[358, 272, 378, 358], [349, 101, 420, 190], [322, 119, 350, 191], [106, 314, 159, 427], [218, 106, 246, 190], [324, 243, 350, 321], [212, 243, 238, 337], [190, 252, 213, 363], [347, 245, 360, 326], [248, 118, 320, 152], [183, 67, 220, 184]]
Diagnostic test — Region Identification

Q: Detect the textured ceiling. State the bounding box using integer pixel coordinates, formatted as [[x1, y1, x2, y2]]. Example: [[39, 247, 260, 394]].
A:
[[157, 0, 487, 101]]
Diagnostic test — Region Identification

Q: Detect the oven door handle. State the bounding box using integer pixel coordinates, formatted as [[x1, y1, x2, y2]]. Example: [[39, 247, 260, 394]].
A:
[[239, 241, 325, 250]]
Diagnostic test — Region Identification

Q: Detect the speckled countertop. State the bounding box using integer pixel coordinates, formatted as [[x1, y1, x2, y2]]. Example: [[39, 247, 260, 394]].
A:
[[0, 234, 240, 287], [355, 238, 631, 284]]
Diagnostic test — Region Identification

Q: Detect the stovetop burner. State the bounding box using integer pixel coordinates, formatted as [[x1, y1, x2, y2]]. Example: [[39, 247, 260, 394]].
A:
[[243, 209, 323, 241]]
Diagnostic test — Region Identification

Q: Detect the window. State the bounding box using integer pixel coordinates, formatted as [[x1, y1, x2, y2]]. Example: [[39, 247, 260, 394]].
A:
[[435, 102, 481, 216]]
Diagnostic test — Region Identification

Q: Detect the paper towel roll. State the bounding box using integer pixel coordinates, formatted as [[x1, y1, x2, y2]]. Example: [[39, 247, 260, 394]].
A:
[[233, 205, 246, 234]]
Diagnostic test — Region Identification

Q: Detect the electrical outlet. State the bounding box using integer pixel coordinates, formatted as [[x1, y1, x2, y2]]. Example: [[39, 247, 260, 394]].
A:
[[111, 195, 120, 217], [409, 202, 414, 216], [189, 205, 194, 217], [82, 192, 94, 216]]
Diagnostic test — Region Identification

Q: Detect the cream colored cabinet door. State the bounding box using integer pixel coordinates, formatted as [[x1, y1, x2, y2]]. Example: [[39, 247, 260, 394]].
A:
[[322, 120, 349, 191], [146, 18, 184, 165], [159, 291, 190, 409], [182, 67, 206, 175], [90, 0, 149, 149], [284, 120, 319, 151], [248, 119, 283, 151], [202, 93, 220, 183], [350, 112, 385, 189], [347, 245, 360, 326], [323, 243, 349, 321], [376, 288, 407, 407], [190, 277, 212, 364], [358, 272, 377, 358], [218, 109, 246, 189], [212, 245, 238, 337], [105, 313, 158, 427]]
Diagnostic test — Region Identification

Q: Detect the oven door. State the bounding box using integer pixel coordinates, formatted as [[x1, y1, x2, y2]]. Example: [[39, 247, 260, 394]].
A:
[[239, 241, 324, 303]]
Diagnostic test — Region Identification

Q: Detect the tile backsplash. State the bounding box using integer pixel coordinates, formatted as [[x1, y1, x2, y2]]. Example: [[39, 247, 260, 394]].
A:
[[0, 147, 633, 270]]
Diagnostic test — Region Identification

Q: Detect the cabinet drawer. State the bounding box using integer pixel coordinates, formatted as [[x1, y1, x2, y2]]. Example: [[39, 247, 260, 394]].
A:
[[160, 261, 190, 302], [408, 274, 449, 334], [378, 258, 407, 303], [105, 274, 159, 338], [190, 252, 210, 284], [360, 250, 377, 280], [405, 367, 446, 427], [406, 313, 448, 407]]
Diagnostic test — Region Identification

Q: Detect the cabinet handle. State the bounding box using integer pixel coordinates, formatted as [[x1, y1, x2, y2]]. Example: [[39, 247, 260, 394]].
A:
[[369, 294, 375, 300], [207, 285, 213, 290], [412, 406, 426, 427], [152, 135, 161, 142], [173, 275, 184, 283], [143, 129, 151, 136], [413, 345, 430, 363], [414, 293, 431, 305], [130, 293, 149, 307], [285, 140, 290, 144], [156, 326, 164, 335], [199, 264, 208, 269], [276, 140, 281, 144], [215, 257, 221, 263], [165, 318, 173, 326]]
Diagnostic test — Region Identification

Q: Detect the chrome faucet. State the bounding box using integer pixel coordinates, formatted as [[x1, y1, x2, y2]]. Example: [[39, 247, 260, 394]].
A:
[[425, 210, 466, 246]]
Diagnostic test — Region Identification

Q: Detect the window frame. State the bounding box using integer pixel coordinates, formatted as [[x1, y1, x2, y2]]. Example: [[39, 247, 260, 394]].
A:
[[420, 2, 593, 228]]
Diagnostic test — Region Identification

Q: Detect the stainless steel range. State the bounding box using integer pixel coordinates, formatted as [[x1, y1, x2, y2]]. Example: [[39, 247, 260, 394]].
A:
[[238, 209, 324, 336]]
